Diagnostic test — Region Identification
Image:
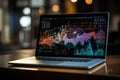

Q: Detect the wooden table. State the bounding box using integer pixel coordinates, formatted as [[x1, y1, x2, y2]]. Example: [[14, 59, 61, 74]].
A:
[[0, 49, 120, 80]]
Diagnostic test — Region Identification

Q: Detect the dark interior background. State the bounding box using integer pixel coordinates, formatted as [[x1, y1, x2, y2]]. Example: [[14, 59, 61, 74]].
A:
[[0, 0, 120, 55]]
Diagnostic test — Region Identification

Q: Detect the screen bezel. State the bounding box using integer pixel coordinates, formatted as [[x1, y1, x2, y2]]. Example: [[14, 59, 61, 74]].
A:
[[35, 12, 110, 59]]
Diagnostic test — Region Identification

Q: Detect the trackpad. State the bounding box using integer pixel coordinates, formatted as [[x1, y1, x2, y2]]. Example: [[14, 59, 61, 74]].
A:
[[58, 62, 86, 67]]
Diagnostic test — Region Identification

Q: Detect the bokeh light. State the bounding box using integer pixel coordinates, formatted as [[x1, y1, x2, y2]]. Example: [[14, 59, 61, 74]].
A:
[[85, 0, 93, 5], [38, 7, 45, 14], [71, 0, 78, 3], [23, 7, 31, 15], [19, 16, 31, 27], [52, 4, 60, 12]]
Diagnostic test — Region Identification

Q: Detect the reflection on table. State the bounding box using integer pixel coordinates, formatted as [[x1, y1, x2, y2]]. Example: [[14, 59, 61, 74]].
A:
[[0, 49, 120, 79]]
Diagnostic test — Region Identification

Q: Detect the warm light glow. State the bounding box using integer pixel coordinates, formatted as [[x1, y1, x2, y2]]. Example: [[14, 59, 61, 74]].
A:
[[71, 0, 78, 3], [52, 4, 60, 12], [38, 7, 45, 14], [23, 7, 31, 15], [65, 0, 76, 13], [85, 0, 93, 5], [19, 16, 31, 27]]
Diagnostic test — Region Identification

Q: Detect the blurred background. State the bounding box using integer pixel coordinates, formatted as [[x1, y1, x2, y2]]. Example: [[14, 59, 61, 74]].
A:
[[0, 0, 120, 55]]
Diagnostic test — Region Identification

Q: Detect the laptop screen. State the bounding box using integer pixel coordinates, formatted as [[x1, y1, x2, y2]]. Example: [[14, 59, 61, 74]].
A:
[[36, 13, 109, 58]]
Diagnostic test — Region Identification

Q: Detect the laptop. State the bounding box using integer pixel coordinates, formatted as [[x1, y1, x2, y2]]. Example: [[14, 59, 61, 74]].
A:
[[9, 12, 109, 69]]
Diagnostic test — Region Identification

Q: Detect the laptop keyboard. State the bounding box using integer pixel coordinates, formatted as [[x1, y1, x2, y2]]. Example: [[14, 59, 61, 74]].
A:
[[39, 57, 92, 62]]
